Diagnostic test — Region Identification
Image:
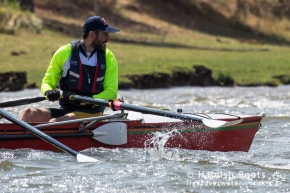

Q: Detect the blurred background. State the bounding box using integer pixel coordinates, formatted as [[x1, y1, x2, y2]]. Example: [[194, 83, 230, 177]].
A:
[[1, 0, 290, 90]]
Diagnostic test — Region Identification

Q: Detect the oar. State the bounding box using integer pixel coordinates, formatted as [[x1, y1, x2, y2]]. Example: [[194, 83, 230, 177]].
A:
[[0, 108, 98, 162], [70, 95, 243, 128], [0, 96, 46, 108], [0, 122, 127, 145], [37, 122, 127, 145]]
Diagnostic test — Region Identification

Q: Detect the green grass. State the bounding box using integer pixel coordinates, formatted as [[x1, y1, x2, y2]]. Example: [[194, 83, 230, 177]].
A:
[[112, 29, 290, 86], [1, 1, 290, 88], [1, 26, 290, 88], [0, 30, 71, 85]]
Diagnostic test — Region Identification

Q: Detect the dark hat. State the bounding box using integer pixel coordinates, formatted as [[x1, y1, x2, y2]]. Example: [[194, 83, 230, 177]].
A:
[[83, 16, 120, 33]]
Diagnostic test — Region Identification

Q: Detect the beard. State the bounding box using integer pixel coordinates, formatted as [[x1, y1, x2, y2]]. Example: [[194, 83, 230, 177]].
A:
[[91, 37, 106, 50]]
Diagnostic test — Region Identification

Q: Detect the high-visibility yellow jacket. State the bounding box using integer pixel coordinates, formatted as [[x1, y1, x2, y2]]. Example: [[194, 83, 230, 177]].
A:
[[41, 43, 118, 100]]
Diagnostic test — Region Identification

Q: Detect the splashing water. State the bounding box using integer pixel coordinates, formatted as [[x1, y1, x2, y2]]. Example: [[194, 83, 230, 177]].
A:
[[144, 129, 185, 161], [1, 87, 290, 192], [0, 152, 15, 160]]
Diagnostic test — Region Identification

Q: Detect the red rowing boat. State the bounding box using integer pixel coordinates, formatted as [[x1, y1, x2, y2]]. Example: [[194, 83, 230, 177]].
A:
[[0, 111, 265, 152]]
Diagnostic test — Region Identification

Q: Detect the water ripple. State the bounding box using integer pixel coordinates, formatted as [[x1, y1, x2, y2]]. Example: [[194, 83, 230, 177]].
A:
[[1, 87, 290, 192]]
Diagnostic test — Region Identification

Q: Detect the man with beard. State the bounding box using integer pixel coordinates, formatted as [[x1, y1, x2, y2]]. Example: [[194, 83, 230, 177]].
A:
[[20, 16, 120, 122]]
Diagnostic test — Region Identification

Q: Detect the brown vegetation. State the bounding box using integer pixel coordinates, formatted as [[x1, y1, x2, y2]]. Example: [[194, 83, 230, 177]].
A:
[[31, 0, 290, 43], [2, 0, 290, 42], [0, 72, 27, 91], [125, 65, 220, 89]]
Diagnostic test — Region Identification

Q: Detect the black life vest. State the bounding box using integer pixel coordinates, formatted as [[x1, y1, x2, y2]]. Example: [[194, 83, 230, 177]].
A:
[[59, 40, 106, 96]]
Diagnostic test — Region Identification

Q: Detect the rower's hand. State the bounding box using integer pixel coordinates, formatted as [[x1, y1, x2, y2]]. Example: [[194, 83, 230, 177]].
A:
[[62, 91, 75, 100], [45, 90, 61, 101]]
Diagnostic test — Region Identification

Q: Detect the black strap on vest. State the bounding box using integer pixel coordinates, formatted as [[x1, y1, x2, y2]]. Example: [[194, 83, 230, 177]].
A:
[[59, 40, 106, 95], [58, 40, 106, 107]]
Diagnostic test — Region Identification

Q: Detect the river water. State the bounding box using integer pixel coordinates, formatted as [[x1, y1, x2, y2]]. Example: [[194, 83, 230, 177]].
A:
[[0, 86, 289, 193]]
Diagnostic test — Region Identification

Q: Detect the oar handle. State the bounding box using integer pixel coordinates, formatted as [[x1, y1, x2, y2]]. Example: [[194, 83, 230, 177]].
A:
[[0, 96, 47, 108]]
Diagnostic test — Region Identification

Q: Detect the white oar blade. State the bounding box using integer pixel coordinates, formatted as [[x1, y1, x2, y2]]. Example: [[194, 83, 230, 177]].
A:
[[93, 122, 127, 145], [76, 153, 99, 163], [202, 119, 243, 128]]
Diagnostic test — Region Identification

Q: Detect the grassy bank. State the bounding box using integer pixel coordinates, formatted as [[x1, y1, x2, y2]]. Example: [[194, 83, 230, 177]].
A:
[[1, 28, 290, 87], [1, 0, 290, 88]]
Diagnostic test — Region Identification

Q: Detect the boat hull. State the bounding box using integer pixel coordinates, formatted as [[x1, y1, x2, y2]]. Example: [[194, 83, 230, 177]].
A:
[[0, 113, 263, 152]]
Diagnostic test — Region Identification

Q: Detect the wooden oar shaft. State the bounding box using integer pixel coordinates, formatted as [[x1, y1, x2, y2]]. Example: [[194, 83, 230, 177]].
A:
[[0, 108, 78, 156], [0, 132, 94, 140], [71, 95, 110, 107], [0, 97, 46, 108], [71, 95, 203, 122], [117, 103, 203, 122], [71, 95, 242, 129]]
